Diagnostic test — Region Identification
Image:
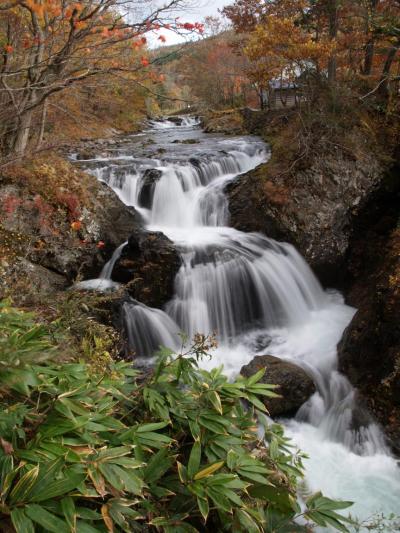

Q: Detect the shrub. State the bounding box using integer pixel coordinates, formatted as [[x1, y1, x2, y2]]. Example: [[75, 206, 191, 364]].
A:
[[0, 301, 353, 532]]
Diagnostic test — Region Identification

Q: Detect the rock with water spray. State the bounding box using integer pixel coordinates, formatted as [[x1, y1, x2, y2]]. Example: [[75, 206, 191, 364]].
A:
[[112, 231, 181, 308], [167, 116, 183, 126], [138, 169, 162, 209], [240, 355, 316, 417]]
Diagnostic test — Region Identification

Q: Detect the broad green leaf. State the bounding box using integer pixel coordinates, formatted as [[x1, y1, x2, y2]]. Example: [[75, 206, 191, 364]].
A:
[[9, 465, 39, 504], [98, 463, 124, 491], [236, 508, 261, 533], [10, 508, 35, 533], [144, 448, 174, 484], [307, 492, 353, 512], [205, 486, 232, 513], [188, 439, 201, 479], [76, 522, 103, 533], [207, 390, 222, 414], [111, 464, 144, 495], [198, 416, 227, 434], [31, 472, 85, 502], [25, 504, 70, 533], [95, 446, 133, 462], [246, 368, 266, 386], [136, 421, 169, 433], [236, 468, 270, 485], [177, 461, 188, 483], [197, 496, 209, 522], [61, 496, 76, 530], [246, 393, 268, 412]]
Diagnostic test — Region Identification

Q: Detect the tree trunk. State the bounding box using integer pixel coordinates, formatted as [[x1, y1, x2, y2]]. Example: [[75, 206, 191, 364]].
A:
[[379, 46, 398, 96], [36, 101, 47, 149], [258, 89, 265, 110], [363, 39, 375, 75], [362, 1, 379, 75], [327, 1, 338, 84], [10, 108, 34, 156]]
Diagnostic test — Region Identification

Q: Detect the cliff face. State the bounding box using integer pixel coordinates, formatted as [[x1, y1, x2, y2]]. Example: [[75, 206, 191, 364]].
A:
[[226, 150, 386, 287], [338, 192, 400, 452]]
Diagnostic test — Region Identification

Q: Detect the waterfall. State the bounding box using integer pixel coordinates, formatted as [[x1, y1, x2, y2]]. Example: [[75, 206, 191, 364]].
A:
[[166, 232, 325, 343], [122, 299, 180, 359], [100, 241, 127, 279], [80, 116, 400, 527], [73, 241, 126, 291]]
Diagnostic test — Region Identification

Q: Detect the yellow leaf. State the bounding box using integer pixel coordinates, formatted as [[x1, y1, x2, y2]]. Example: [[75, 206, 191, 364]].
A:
[[101, 504, 114, 532], [194, 461, 224, 480]]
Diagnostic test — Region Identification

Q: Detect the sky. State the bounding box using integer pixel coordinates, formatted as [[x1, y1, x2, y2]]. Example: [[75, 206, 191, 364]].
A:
[[147, 0, 231, 46]]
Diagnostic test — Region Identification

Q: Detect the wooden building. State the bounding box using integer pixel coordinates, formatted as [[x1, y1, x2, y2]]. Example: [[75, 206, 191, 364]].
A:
[[262, 80, 301, 109]]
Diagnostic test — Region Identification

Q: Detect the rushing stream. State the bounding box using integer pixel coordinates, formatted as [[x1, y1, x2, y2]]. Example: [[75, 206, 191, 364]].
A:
[[78, 117, 400, 529]]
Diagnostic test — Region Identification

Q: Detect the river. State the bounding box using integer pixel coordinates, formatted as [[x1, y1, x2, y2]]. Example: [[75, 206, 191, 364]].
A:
[[77, 117, 400, 529]]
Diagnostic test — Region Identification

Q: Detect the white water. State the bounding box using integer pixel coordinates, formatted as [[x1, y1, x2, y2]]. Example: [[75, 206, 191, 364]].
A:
[[74, 242, 126, 292], [80, 117, 400, 528]]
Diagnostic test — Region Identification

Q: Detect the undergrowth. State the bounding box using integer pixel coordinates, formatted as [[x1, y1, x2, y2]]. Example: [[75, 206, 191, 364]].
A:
[[0, 300, 355, 533]]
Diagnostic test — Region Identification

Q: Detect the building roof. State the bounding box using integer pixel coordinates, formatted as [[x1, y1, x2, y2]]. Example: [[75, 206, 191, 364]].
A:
[[269, 79, 297, 90]]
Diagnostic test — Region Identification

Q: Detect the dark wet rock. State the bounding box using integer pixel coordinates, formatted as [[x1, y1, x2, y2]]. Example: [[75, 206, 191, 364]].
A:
[[189, 158, 201, 168], [0, 180, 142, 284], [240, 355, 316, 417], [138, 169, 162, 209], [112, 231, 181, 308], [350, 395, 376, 432], [338, 224, 400, 453], [167, 116, 183, 125], [173, 139, 199, 144]]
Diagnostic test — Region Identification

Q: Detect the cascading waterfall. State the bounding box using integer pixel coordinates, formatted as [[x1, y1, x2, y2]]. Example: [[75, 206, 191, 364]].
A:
[[122, 299, 180, 359], [166, 232, 326, 343], [79, 117, 400, 528]]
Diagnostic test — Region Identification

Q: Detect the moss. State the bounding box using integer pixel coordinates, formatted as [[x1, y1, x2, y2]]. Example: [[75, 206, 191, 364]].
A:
[[202, 109, 246, 135]]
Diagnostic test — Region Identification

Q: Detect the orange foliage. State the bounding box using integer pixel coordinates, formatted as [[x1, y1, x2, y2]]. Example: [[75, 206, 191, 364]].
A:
[[0, 1, 203, 157], [224, 0, 400, 94]]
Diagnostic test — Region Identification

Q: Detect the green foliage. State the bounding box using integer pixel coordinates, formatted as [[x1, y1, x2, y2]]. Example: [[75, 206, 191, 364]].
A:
[[0, 301, 353, 532]]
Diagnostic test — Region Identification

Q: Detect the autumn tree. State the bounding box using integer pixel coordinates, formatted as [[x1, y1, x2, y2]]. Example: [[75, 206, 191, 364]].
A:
[[155, 22, 257, 111], [0, 0, 203, 159], [179, 31, 254, 109], [223, 0, 400, 104]]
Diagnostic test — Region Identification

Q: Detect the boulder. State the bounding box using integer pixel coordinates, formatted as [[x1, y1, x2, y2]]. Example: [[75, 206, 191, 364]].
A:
[[0, 177, 142, 285], [31, 183, 142, 281], [167, 116, 183, 125], [1, 258, 68, 303], [137, 169, 162, 209], [112, 231, 181, 308], [240, 355, 316, 417]]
